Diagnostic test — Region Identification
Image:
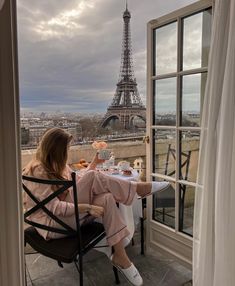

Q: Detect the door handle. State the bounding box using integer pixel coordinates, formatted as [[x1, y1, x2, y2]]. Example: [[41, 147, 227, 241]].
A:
[[143, 135, 150, 144]]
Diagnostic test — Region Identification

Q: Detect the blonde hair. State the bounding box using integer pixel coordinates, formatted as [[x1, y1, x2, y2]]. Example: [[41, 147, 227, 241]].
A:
[[25, 128, 73, 180]]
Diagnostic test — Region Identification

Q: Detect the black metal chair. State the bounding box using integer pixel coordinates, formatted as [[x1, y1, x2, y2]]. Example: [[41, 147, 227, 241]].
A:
[[23, 172, 120, 285], [137, 144, 192, 254], [139, 198, 146, 255], [153, 144, 191, 229]]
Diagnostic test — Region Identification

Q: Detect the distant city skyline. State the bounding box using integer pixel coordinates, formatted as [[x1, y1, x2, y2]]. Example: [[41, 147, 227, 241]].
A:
[[17, 0, 197, 113]]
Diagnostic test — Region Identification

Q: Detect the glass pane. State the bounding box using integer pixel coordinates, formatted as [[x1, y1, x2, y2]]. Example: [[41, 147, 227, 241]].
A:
[[180, 130, 200, 182], [181, 73, 207, 127], [183, 9, 212, 70], [153, 129, 176, 177], [154, 78, 176, 125], [179, 184, 195, 236], [154, 22, 177, 75], [153, 181, 175, 229]]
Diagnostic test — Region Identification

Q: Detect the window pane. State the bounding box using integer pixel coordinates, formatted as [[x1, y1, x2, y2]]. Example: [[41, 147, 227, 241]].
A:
[[180, 130, 200, 182], [179, 184, 195, 236], [183, 9, 212, 70], [154, 22, 177, 75], [154, 78, 176, 125], [181, 73, 207, 127], [153, 129, 176, 177], [153, 181, 175, 229]]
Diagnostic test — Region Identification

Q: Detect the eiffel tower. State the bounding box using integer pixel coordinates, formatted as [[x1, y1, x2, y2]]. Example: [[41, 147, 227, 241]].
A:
[[101, 1, 146, 129]]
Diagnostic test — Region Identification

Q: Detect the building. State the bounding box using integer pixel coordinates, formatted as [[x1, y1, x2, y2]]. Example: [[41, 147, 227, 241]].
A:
[[20, 117, 82, 147]]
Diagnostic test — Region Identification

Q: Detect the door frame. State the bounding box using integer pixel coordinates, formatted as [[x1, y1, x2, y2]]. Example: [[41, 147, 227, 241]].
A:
[[0, 0, 25, 285]]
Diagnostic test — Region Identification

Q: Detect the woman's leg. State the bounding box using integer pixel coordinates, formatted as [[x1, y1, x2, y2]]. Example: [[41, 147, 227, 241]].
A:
[[48, 171, 137, 239], [136, 182, 151, 197], [92, 192, 131, 268], [92, 192, 129, 246], [77, 170, 151, 206], [112, 240, 132, 268]]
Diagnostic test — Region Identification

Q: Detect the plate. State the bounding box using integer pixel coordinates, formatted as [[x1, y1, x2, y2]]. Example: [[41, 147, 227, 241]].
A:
[[121, 170, 133, 176], [110, 171, 119, 175]]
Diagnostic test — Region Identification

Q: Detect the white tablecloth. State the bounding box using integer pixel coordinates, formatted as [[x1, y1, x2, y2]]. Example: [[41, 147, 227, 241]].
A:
[[95, 169, 143, 257]]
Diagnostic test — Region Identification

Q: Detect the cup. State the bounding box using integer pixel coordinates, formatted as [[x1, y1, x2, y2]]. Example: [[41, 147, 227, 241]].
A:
[[118, 161, 130, 171], [98, 149, 111, 160]]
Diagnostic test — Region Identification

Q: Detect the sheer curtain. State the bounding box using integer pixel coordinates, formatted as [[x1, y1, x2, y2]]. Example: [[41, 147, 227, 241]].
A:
[[193, 0, 235, 285]]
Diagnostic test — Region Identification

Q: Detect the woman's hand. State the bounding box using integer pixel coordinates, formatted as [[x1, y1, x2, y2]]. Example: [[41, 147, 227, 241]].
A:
[[87, 152, 105, 170], [78, 204, 104, 217], [88, 205, 104, 218], [93, 152, 106, 165]]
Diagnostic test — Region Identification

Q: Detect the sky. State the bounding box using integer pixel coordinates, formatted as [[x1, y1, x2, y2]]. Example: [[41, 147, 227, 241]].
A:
[[17, 0, 198, 114]]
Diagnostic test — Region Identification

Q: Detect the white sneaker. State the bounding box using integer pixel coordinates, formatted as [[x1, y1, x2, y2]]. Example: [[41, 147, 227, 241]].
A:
[[140, 181, 170, 198], [110, 256, 143, 286], [151, 181, 170, 194]]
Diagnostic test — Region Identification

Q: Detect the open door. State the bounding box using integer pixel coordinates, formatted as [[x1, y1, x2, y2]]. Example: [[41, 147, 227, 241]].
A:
[[145, 0, 213, 267]]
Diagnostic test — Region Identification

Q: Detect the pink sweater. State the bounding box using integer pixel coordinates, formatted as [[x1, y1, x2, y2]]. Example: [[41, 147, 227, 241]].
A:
[[23, 163, 77, 239]]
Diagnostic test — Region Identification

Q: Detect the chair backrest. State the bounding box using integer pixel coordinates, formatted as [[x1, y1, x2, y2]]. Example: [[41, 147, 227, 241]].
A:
[[22, 172, 81, 240], [153, 143, 192, 227], [165, 143, 191, 180]]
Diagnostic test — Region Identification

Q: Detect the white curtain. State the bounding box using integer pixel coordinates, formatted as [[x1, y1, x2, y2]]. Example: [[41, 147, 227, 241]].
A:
[[193, 0, 235, 286]]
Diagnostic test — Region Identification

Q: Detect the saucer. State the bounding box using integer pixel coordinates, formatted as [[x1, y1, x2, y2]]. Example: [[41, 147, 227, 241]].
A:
[[121, 169, 133, 176]]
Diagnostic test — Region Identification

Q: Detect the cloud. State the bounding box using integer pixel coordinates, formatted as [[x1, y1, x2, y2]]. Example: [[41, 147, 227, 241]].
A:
[[17, 0, 198, 113]]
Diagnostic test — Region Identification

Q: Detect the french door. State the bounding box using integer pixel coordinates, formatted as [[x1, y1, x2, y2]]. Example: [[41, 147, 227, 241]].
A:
[[146, 0, 213, 266]]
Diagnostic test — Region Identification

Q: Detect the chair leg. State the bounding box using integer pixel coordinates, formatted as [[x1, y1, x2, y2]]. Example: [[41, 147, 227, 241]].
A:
[[113, 266, 120, 284], [79, 256, 83, 286], [140, 198, 146, 255], [140, 217, 145, 255]]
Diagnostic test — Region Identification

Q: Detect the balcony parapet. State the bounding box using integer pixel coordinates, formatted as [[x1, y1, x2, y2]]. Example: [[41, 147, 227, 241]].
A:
[[21, 141, 146, 168]]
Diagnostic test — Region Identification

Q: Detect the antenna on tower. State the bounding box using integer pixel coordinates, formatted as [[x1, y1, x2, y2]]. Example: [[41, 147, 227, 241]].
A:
[[126, 0, 128, 10]]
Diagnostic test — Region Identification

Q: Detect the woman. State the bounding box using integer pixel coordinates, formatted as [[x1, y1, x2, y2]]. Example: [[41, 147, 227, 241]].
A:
[[23, 128, 170, 286]]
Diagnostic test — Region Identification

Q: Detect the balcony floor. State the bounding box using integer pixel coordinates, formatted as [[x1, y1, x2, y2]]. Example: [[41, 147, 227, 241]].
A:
[[25, 232, 192, 286]]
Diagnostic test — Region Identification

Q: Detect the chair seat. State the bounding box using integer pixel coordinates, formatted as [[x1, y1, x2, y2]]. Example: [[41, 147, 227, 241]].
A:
[[25, 222, 105, 263]]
